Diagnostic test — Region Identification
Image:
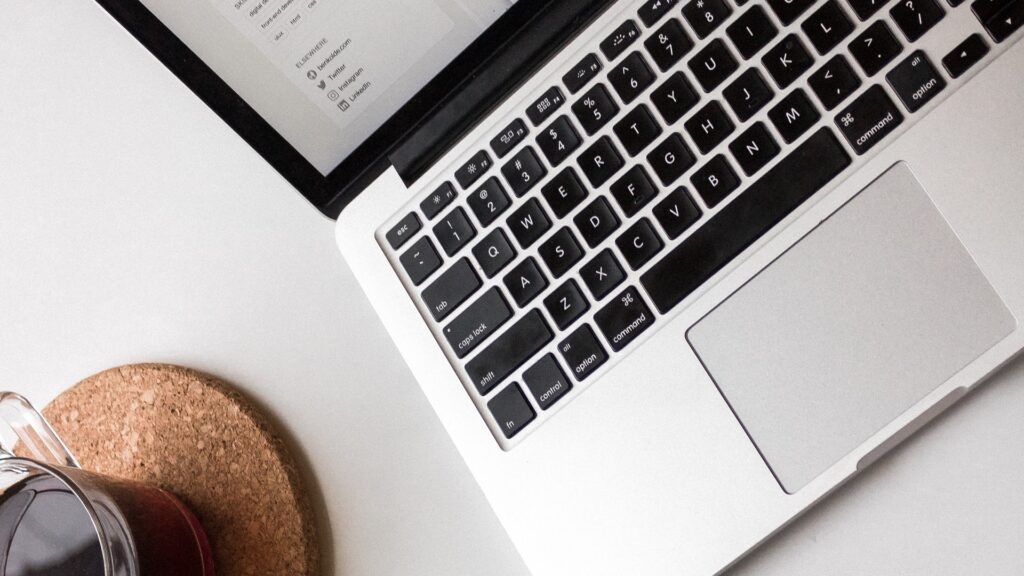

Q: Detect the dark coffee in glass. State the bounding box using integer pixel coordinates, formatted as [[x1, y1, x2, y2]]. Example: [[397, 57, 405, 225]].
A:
[[0, 393, 215, 576]]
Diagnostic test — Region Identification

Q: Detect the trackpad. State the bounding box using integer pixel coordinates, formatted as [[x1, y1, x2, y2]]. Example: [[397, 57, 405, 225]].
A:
[[687, 163, 1015, 493]]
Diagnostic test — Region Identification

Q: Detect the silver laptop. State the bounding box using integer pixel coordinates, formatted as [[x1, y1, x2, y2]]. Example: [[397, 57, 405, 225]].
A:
[[99, 0, 1024, 572]]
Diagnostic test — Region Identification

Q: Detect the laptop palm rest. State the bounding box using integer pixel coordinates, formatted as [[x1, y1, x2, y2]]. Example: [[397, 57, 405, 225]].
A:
[[687, 163, 1015, 493]]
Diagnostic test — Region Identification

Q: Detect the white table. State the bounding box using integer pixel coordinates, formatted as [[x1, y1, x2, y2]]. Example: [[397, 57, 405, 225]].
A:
[[2, 2, 1022, 574]]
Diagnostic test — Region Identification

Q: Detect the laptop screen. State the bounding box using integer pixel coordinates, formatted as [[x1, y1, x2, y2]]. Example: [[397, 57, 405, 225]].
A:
[[138, 0, 517, 175]]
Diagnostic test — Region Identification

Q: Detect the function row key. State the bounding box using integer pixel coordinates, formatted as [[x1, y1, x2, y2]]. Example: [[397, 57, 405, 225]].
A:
[[420, 181, 457, 220], [455, 150, 492, 190], [564, 53, 603, 94], [638, 0, 681, 27], [526, 86, 566, 126], [489, 118, 529, 159], [600, 19, 642, 61]]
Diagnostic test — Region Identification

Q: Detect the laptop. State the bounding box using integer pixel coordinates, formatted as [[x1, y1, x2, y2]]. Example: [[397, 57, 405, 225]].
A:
[[96, 0, 1024, 573]]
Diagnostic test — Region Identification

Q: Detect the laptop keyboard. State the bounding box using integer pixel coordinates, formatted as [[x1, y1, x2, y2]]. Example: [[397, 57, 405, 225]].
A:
[[381, 0, 1022, 447]]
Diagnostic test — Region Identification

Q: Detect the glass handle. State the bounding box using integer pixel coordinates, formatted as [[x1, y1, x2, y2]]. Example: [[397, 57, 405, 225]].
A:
[[0, 392, 79, 469]]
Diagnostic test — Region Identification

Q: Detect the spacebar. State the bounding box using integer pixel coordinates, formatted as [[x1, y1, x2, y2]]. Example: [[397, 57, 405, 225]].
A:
[[641, 128, 852, 314]]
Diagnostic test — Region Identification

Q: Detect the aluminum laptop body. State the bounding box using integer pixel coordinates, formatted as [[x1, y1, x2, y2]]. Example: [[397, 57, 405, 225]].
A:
[[97, 0, 1024, 573]]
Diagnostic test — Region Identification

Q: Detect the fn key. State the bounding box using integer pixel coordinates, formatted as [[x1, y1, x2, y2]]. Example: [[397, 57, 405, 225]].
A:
[[488, 384, 535, 439]]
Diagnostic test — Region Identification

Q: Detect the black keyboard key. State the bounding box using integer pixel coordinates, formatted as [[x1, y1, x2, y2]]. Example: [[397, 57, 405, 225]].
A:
[[651, 72, 701, 124], [614, 105, 663, 156], [768, 0, 816, 24], [949, 0, 967, 5], [423, 258, 481, 321], [802, 1, 857, 55], [467, 177, 511, 227], [980, 0, 1024, 41], [490, 119, 529, 159], [542, 168, 589, 218], [723, 69, 775, 121], [617, 218, 664, 270], [399, 236, 442, 286], [768, 89, 822, 143], [640, 0, 682, 26], [559, 325, 609, 381], [472, 229, 518, 278], [574, 197, 621, 248], [688, 39, 740, 92], [850, 21, 903, 76], [443, 287, 512, 358], [942, 33, 990, 78], [386, 212, 421, 250], [539, 227, 584, 278], [683, 0, 733, 38], [433, 207, 477, 256], [537, 116, 582, 167], [641, 128, 852, 313], [455, 151, 492, 189], [504, 257, 549, 307], [578, 136, 625, 187], [523, 355, 572, 410], [544, 280, 590, 330], [891, 0, 946, 41], [507, 198, 552, 249], [502, 146, 547, 197], [808, 55, 863, 110], [647, 133, 697, 185], [421, 182, 457, 220], [729, 121, 781, 176], [835, 84, 905, 154], [601, 19, 643, 61], [608, 52, 657, 104], [645, 18, 695, 71], [762, 34, 815, 89], [564, 53, 603, 94], [527, 87, 567, 126], [727, 6, 779, 59], [848, 0, 893, 20], [487, 384, 535, 439], [886, 51, 946, 112], [610, 166, 659, 217], [972, 0, 1013, 22], [467, 309, 552, 394], [580, 249, 627, 300], [594, 287, 656, 352], [653, 187, 702, 239], [684, 100, 736, 154], [691, 154, 741, 207], [572, 84, 620, 136]]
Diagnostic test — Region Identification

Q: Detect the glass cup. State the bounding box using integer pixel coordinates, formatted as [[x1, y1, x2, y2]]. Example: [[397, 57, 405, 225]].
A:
[[0, 392, 215, 576]]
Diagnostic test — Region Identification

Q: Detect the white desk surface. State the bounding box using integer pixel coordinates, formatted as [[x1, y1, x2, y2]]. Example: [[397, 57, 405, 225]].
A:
[[3, 3, 1022, 574]]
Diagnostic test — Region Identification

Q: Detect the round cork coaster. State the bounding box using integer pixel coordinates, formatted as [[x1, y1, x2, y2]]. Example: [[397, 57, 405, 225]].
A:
[[42, 364, 320, 576]]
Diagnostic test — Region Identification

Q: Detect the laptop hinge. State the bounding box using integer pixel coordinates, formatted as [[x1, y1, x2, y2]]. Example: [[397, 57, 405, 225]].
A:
[[388, 0, 616, 187]]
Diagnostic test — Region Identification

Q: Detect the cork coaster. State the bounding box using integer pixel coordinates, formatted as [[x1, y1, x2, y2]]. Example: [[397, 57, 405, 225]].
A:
[[42, 364, 320, 576]]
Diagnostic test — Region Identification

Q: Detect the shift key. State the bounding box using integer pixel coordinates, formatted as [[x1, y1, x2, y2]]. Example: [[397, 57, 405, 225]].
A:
[[466, 310, 553, 395], [835, 85, 904, 155]]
